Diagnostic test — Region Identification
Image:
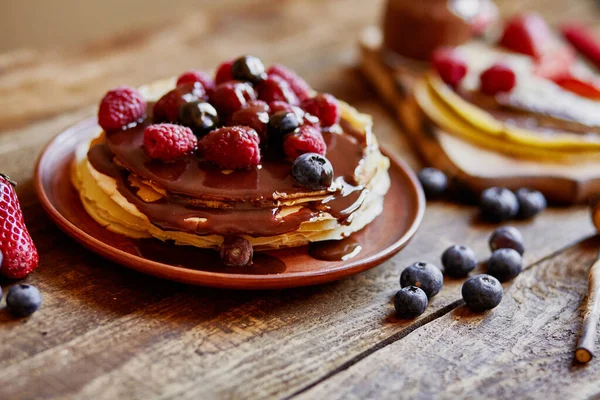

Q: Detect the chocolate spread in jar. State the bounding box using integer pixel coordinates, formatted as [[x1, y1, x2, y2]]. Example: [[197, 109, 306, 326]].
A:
[[382, 0, 475, 61]]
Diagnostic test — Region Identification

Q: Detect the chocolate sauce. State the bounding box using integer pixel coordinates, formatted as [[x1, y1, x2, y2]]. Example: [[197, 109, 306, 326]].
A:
[[134, 239, 286, 274], [460, 92, 600, 136], [308, 236, 363, 261], [87, 107, 372, 238]]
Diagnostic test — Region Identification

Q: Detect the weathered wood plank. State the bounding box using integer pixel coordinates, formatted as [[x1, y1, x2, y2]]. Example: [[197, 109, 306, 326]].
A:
[[0, 0, 384, 132], [296, 236, 600, 400], [0, 97, 592, 398]]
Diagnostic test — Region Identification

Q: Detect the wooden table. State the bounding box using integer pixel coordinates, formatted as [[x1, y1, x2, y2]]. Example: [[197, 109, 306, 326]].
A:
[[1, 0, 600, 398]]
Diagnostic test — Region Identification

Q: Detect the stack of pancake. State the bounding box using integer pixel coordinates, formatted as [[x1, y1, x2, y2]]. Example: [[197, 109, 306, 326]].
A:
[[72, 79, 391, 250], [413, 42, 600, 162]]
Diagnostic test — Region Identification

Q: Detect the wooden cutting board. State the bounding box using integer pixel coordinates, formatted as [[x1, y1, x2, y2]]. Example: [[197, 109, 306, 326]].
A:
[[359, 27, 600, 204]]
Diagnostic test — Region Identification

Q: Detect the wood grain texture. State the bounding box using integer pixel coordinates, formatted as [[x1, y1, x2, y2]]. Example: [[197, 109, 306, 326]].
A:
[[297, 237, 600, 400], [0, 0, 597, 398]]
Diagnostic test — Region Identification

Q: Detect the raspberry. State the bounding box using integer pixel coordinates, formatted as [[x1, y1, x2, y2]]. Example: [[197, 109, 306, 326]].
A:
[[267, 64, 312, 102], [256, 75, 299, 105], [98, 86, 146, 132], [210, 81, 257, 117], [153, 83, 206, 123], [229, 101, 270, 140], [431, 48, 468, 88], [201, 126, 261, 169], [283, 125, 327, 160], [215, 60, 234, 85], [301, 94, 340, 127], [143, 123, 198, 162], [176, 70, 215, 95], [480, 64, 516, 95]]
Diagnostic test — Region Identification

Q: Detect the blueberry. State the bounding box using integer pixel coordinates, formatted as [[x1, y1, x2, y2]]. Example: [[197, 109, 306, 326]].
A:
[[231, 55, 267, 84], [220, 236, 253, 267], [179, 101, 219, 136], [461, 274, 503, 312], [291, 153, 334, 190], [268, 111, 301, 143], [480, 187, 519, 222], [400, 262, 443, 298], [441, 245, 477, 277], [489, 226, 524, 255], [6, 284, 42, 317], [487, 248, 522, 282], [418, 168, 448, 198], [394, 286, 428, 318], [516, 188, 546, 219]]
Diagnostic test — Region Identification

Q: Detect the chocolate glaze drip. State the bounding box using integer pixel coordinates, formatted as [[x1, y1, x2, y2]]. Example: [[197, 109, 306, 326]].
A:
[[87, 107, 373, 238], [308, 237, 363, 261]]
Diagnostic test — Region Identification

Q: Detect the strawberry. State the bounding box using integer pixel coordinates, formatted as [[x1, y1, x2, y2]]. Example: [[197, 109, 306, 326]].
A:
[[499, 13, 553, 58], [551, 74, 600, 99], [0, 174, 39, 279], [561, 23, 600, 71]]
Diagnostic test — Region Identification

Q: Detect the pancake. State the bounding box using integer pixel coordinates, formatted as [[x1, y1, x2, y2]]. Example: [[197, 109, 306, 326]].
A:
[[73, 79, 391, 250], [414, 42, 600, 162]]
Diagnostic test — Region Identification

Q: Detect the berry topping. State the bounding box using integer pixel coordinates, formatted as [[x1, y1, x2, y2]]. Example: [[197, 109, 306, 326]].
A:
[[6, 284, 42, 317], [499, 13, 552, 58], [550, 74, 600, 99], [267, 64, 313, 102], [480, 64, 516, 95], [515, 188, 547, 219], [98, 86, 146, 132], [442, 245, 477, 278], [418, 167, 448, 198], [210, 81, 257, 117], [231, 55, 267, 84], [256, 75, 299, 105], [487, 248, 523, 282], [143, 123, 198, 162], [283, 126, 327, 160], [179, 101, 220, 137], [301, 94, 341, 127], [220, 236, 253, 267], [229, 101, 270, 140], [201, 126, 261, 170], [461, 274, 503, 312], [431, 48, 468, 88], [176, 70, 215, 94], [153, 83, 206, 123], [269, 101, 303, 118], [215, 60, 234, 85], [480, 187, 519, 222], [561, 24, 600, 71], [291, 153, 334, 190], [268, 111, 301, 143], [394, 286, 428, 319], [489, 226, 525, 256], [400, 262, 444, 298], [0, 174, 39, 279]]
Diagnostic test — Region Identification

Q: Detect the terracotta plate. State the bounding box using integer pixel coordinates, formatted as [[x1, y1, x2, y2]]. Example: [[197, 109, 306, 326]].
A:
[[35, 118, 425, 289]]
